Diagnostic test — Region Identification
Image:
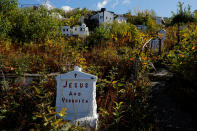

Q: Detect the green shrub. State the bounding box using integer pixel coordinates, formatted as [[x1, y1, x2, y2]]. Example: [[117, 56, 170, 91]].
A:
[[164, 23, 197, 86], [9, 7, 60, 43], [0, 0, 18, 40]]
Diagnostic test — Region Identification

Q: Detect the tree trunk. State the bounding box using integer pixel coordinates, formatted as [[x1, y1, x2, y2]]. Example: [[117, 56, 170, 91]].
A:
[[177, 23, 180, 44]]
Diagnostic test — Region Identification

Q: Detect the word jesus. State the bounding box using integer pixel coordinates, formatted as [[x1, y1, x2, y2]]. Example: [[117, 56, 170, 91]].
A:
[[63, 81, 88, 88]]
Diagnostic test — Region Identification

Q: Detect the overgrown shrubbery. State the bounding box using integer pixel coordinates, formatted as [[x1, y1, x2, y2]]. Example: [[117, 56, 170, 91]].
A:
[[158, 23, 197, 125], [88, 21, 150, 47], [0, 0, 18, 40], [0, 1, 183, 130], [10, 7, 60, 43], [0, 0, 61, 43], [125, 9, 161, 33], [0, 74, 87, 130], [0, 24, 155, 130], [164, 23, 197, 86]]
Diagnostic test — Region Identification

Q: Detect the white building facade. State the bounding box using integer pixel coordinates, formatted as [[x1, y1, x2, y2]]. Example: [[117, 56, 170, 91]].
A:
[[61, 26, 71, 36], [114, 15, 127, 23], [61, 23, 89, 37]]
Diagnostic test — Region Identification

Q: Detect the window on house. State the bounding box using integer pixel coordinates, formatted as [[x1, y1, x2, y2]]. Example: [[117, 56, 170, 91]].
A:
[[80, 28, 83, 31], [106, 16, 108, 19], [75, 28, 77, 31], [67, 29, 69, 31], [100, 16, 103, 19], [63, 29, 65, 32]]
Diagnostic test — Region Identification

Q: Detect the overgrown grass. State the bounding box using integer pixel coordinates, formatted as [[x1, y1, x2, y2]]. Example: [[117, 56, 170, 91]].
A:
[[0, 23, 159, 130]]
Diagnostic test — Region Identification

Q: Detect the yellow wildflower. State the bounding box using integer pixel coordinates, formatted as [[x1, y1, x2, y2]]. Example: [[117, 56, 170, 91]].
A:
[[112, 81, 117, 84]]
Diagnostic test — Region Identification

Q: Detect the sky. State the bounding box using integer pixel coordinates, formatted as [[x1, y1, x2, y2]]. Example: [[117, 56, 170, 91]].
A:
[[18, 0, 197, 17]]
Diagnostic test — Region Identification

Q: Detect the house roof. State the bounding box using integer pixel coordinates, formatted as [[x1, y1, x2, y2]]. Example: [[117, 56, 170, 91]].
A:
[[114, 15, 127, 19]]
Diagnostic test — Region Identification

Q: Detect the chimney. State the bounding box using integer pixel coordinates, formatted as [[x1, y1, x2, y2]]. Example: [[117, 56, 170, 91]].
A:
[[101, 8, 106, 12]]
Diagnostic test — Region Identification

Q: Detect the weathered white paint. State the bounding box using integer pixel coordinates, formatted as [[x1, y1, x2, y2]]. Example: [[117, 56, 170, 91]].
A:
[[61, 23, 89, 37], [115, 15, 127, 23], [72, 23, 89, 37], [150, 29, 166, 51], [56, 66, 98, 128], [150, 38, 161, 50]]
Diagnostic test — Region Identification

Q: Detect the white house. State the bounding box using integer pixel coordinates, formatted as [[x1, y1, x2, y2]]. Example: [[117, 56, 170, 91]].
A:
[[61, 23, 89, 37], [156, 16, 165, 25], [114, 15, 127, 23], [90, 8, 114, 24], [61, 26, 71, 36], [72, 23, 89, 37]]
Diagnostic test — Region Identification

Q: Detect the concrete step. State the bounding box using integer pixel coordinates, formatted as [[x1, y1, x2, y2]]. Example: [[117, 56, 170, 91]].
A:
[[148, 68, 173, 81]]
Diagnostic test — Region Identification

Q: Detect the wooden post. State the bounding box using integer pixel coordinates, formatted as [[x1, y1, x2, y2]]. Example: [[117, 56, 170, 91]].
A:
[[159, 38, 162, 55], [135, 54, 139, 80]]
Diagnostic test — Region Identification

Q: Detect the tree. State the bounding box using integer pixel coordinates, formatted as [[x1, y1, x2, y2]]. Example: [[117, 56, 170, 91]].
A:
[[0, 0, 18, 40], [0, 0, 18, 15], [10, 6, 60, 43], [193, 10, 197, 22], [171, 2, 194, 43], [125, 9, 158, 32]]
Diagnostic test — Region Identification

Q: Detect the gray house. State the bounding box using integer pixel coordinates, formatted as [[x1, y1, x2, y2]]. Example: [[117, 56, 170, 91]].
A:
[[90, 8, 114, 24], [156, 16, 165, 25]]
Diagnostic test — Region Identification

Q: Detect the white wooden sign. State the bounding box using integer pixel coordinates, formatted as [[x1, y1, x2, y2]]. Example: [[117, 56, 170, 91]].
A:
[[158, 29, 166, 40], [150, 38, 161, 50], [56, 66, 98, 128], [150, 29, 166, 51]]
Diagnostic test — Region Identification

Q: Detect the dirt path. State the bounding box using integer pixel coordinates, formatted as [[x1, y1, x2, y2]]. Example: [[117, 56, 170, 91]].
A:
[[149, 68, 197, 130]]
